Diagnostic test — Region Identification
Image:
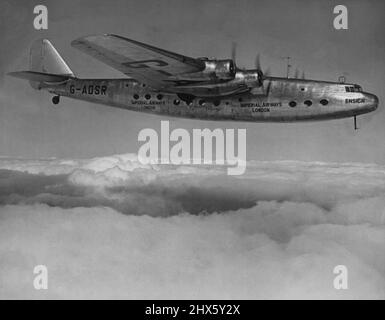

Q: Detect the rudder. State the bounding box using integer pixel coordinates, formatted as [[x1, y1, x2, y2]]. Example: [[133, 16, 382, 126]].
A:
[[29, 39, 74, 88]]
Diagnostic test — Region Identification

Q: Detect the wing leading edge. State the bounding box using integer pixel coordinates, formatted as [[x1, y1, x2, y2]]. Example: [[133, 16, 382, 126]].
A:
[[71, 34, 205, 89]]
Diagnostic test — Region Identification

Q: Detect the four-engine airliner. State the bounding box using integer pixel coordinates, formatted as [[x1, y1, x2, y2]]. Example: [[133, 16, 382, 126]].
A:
[[8, 35, 378, 129]]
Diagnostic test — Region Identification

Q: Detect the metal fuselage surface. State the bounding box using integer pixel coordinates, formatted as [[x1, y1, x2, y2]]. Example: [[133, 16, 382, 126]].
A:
[[49, 72, 378, 122]]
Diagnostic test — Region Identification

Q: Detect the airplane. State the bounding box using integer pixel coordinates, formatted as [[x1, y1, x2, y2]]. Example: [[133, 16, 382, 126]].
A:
[[8, 35, 378, 129]]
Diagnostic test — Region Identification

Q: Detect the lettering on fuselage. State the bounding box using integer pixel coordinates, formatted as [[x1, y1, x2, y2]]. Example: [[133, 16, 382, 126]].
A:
[[241, 101, 281, 112], [241, 102, 282, 108], [252, 107, 270, 112], [345, 98, 365, 104], [131, 100, 166, 106], [69, 85, 107, 95]]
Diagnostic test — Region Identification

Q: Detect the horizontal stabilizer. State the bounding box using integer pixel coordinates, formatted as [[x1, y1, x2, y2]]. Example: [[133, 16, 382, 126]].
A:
[[7, 71, 71, 83]]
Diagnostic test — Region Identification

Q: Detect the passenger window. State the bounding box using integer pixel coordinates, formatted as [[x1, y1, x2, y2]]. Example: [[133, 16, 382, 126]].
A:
[[289, 101, 297, 107], [304, 100, 312, 106], [320, 99, 329, 105]]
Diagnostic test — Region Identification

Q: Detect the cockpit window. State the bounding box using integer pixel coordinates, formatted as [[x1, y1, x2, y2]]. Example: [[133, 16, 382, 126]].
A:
[[345, 85, 362, 92]]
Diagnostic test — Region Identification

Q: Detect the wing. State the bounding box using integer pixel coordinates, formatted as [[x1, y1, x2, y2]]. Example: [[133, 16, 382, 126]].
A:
[[71, 34, 204, 90]]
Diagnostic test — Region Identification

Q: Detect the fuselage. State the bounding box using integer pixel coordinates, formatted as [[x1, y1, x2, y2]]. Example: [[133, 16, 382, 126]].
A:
[[48, 72, 378, 122]]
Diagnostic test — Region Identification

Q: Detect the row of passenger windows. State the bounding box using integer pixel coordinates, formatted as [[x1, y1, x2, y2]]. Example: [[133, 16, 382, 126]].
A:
[[133, 93, 223, 106], [288, 99, 328, 107], [132, 94, 329, 107], [133, 93, 164, 100]]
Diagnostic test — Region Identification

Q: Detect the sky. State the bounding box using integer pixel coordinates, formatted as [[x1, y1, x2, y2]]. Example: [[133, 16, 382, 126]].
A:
[[0, 0, 384, 164]]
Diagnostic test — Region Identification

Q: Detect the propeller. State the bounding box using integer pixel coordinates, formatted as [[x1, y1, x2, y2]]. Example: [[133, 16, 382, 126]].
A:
[[230, 44, 272, 89], [254, 53, 271, 76], [231, 42, 246, 70], [231, 42, 237, 66], [255, 53, 261, 70], [253, 53, 272, 86], [301, 70, 305, 79]]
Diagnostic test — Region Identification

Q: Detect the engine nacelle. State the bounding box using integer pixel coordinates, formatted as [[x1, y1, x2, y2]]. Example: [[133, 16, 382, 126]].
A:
[[201, 59, 236, 80], [168, 59, 236, 83]]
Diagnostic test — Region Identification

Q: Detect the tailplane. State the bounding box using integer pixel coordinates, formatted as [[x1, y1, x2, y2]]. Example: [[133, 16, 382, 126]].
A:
[[8, 39, 74, 89]]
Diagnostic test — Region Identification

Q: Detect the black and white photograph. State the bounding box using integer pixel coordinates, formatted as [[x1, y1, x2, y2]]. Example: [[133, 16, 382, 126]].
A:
[[0, 0, 384, 303]]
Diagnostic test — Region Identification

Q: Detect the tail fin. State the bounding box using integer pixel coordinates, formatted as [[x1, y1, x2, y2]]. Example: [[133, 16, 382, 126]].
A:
[[30, 39, 73, 76], [8, 39, 74, 89]]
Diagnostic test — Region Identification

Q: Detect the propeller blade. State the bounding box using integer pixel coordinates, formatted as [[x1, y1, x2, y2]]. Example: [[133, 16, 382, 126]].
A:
[[301, 71, 305, 79], [264, 67, 271, 77], [265, 78, 272, 95], [255, 53, 261, 70], [231, 42, 237, 62]]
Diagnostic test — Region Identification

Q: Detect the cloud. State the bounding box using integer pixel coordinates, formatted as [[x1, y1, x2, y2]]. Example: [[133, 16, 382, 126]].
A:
[[0, 154, 384, 299]]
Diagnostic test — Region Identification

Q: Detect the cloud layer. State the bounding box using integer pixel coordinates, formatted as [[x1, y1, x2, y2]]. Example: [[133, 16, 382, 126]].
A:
[[0, 154, 384, 299]]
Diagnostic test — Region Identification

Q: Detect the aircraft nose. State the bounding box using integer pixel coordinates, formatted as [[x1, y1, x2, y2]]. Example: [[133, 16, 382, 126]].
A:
[[366, 93, 379, 111], [372, 94, 379, 110]]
